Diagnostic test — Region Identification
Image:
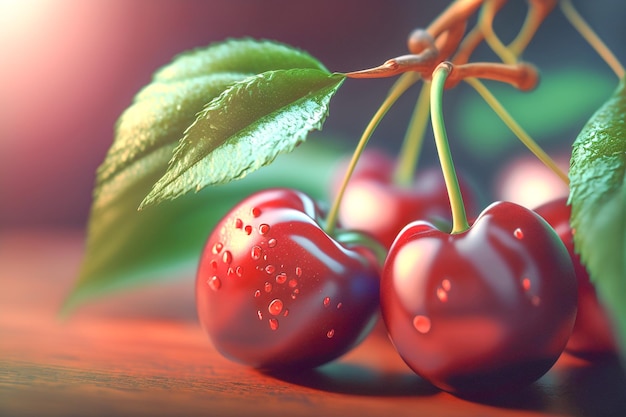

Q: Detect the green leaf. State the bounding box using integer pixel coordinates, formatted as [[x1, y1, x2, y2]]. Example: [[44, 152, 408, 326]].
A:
[[140, 69, 345, 208], [63, 139, 345, 315], [569, 76, 626, 360], [64, 38, 343, 314], [454, 67, 616, 158]]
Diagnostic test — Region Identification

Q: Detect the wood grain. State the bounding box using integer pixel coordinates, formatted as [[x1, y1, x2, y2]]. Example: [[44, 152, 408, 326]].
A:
[[1, 230, 625, 417]]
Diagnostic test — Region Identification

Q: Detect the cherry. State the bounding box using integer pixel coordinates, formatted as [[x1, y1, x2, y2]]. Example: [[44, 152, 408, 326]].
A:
[[534, 196, 617, 357], [195, 188, 380, 370], [331, 149, 476, 249], [380, 201, 577, 394]]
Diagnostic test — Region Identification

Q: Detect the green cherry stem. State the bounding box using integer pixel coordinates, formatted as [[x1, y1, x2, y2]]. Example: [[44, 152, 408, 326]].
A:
[[325, 71, 421, 236], [393, 81, 431, 186], [560, 0, 625, 79], [464, 77, 569, 185], [430, 62, 470, 234]]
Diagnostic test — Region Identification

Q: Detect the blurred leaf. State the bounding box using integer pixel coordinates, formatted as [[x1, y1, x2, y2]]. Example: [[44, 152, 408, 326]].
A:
[[455, 67, 616, 158], [63, 140, 344, 315], [569, 76, 626, 361], [140, 70, 345, 208]]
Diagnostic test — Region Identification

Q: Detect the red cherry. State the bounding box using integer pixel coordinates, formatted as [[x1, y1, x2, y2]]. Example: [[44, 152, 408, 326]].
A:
[[381, 201, 577, 394], [196, 188, 380, 370], [534, 196, 617, 357], [332, 149, 475, 249]]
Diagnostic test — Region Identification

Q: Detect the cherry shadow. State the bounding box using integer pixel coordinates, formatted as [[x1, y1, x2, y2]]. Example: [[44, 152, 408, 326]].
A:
[[267, 362, 439, 397]]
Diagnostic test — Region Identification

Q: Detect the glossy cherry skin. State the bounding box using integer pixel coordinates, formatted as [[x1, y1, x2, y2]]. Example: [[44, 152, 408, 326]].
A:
[[534, 197, 617, 357], [196, 188, 380, 370], [332, 149, 476, 249], [381, 201, 577, 394]]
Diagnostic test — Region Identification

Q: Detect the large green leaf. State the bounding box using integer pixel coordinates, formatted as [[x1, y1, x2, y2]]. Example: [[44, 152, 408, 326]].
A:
[[64, 38, 342, 314], [569, 76, 626, 360], [63, 140, 344, 315], [140, 69, 345, 208]]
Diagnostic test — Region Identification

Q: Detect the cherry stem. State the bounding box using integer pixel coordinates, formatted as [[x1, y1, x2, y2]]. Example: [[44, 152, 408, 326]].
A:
[[480, 0, 517, 65], [464, 77, 569, 185], [559, 0, 625, 79], [325, 72, 421, 236], [393, 81, 431, 186], [508, 0, 557, 57], [430, 62, 470, 234]]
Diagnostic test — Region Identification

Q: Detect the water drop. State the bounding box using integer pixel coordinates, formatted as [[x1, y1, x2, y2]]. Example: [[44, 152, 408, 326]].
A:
[[514, 228, 524, 239], [323, 297, 331, 308], [264, 282, 273, 293], [259, 224, 270, 235], [283, 309, 289, 317], [326, 329, 335, 339], [244, 225, 253, 235], [254, 289, 261, 298], [295, 267, 303, 277], [227, 267, 235, 277], [208, 276, 221, 291], [413, 315, 431, 334], [268, 238, 277, 248], [268, 299, 284, 315], [441, 279, 451, 292], [222, 250, 232, 264], [212, 242, 223, 255], [269, 318, 279, 330], [210, 260, 218, 271], [235, 218, 243, 229], [275, 273, 287, 284], [236, 266, 243, 277], [336, 302, 343, 309], [265, 264, 276, 274], [252, 207, 262, 218], [288, 278, 298, 288], [251, 246, 262, 260], [436, 287, 448, 302], [257, 310, 263, 320], [522, 277, 531, 291]]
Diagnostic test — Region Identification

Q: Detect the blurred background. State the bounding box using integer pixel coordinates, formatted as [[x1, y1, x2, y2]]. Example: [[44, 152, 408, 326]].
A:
[[1, 0, 624, 230]]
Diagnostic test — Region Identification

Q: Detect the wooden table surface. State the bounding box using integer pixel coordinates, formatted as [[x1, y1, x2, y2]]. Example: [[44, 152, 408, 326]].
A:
[[1, 230, 625, 417]]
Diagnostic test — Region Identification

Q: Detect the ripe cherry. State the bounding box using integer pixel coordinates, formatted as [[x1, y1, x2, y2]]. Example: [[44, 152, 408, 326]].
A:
[[534, 196, 617, 357], [381, 201, 577, 394], [331, 149, 476, 249], [196, 188, 380, 370]]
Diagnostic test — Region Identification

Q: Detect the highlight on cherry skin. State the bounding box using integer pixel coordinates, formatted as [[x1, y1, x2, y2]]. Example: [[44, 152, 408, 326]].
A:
[[331, 149, 476, 249], [534, 196, 617, 357], [195, 188, 381, 370], [380, 201, 578, 395]]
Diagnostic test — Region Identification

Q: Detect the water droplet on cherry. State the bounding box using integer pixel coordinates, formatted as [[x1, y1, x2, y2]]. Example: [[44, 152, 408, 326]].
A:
[[336, 302, 343, 309], [323, 297, 331, 308], [522, 277, 531, 291], [326, 329, 335, 339], [252, 207, 262, 218], [259, 224, 270, 235], [210, 260, 218, 270], [265, 264, 276, 274], [257, 310, 263, 320], [244, 225, 253, 235], [413, 315, 431, 334], [283, 309, 289, 317], [268, 238, 277, 248], [269, 318, 279, 331], [235, 218, 243, 229], [222, 250, 232, 264], [251, 246, 262, 260], [268, 299, 284, 315], [236, 266, 243, 277], [208, 276, 221, 291], [264, 282, 273, 292], [254, 289, 261, 298], [514, 228, 524, 239], [288, 278, 298, 288], [212, 242, 223, 254], [295, 267, 302, 277], [275, 273, 287, 284], [441, 279, 451, 292], [436, 287, 448, 302]]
